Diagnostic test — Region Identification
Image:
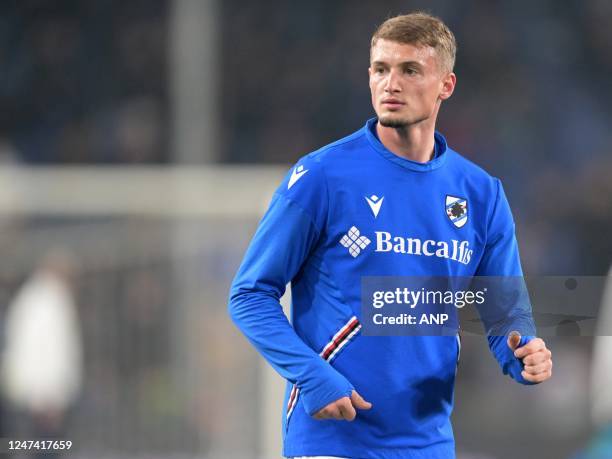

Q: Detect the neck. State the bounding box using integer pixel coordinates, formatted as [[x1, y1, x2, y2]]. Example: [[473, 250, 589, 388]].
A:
[[376, 118, 436, 163]]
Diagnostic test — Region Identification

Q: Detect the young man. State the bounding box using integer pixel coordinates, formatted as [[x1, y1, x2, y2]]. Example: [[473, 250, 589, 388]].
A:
[[229, 12, 552, 459]]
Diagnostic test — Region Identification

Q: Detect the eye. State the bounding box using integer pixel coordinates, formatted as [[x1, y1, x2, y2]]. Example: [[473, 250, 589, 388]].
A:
[[374, 67, 385, 74], [404, 67, 417, 75]]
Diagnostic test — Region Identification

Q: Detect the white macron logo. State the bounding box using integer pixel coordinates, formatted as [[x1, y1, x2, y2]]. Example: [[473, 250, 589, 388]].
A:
[[288, 165, 308, 189], [340, 226, 371, 258], [365, 194, 384, 218]]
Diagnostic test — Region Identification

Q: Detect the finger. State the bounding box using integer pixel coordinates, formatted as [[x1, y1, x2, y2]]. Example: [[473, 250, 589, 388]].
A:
[[329, 407, 344, 420], [521, 369, 552, 383], [513, 338, 541, 358], [351, 390, 372, 410], [313, 408, 328, 420], [319, 406, 342, 420], [514, 338, 546, 359], [338, 399, 357, 421], [313, 407, 336, 420], [312, 395, 351, 420], [523, 349, 552, 366], [507, 331, 521, 351], [524, 359, 553, 375]]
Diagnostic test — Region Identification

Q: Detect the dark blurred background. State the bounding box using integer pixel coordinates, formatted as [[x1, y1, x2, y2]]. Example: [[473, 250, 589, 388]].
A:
[[0, 1, 610, 458], [0, 0, 610, 272]]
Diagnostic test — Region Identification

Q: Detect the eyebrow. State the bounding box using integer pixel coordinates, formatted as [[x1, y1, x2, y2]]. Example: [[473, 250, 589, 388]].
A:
[[371, 60, 423, 68]]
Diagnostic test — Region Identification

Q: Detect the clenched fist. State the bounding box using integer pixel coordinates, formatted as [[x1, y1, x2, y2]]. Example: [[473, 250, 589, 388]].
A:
[[508, 332, 553, 383]]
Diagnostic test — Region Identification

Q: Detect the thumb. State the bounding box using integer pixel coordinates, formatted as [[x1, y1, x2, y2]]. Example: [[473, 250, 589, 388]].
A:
[[507, 331, 522, 351], [351, 390, 372, 410]]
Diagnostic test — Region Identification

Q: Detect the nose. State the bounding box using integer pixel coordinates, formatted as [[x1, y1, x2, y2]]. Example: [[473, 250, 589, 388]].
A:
[[384, 69, 401, 93]]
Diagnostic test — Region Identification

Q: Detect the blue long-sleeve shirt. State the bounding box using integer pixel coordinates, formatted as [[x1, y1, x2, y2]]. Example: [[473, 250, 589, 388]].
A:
[[228, 118, 536, 459]]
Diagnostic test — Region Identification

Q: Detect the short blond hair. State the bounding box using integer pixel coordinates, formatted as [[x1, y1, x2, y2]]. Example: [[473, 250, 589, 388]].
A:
[[371, 12, 457, 73]]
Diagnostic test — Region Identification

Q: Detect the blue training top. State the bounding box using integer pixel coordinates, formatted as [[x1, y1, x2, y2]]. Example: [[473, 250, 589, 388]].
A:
[[228, 118, 536, 459]]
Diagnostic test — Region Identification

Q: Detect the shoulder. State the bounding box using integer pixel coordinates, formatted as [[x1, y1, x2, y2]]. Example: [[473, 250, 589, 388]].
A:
[[271, 130, 368, 231], [445, 146, 503, 195], [300, 126, 368, 167], [443, 145, 512, 226], [279, 125, 368, 189], [446, 147, 498, 183]]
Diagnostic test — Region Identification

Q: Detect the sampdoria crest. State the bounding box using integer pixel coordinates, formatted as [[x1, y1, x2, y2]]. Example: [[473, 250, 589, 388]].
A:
[[445, 195, 468, 228]]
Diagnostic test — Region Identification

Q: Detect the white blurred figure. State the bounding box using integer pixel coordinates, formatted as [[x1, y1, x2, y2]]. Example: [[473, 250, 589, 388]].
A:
[[573, 265, 612, 458], [591, 266, 612, 427], [1, 249, 83, 445]]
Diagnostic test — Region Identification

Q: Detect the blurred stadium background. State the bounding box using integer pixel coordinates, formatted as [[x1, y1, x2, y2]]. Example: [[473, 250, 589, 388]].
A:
[[0, 1, 610, 458]]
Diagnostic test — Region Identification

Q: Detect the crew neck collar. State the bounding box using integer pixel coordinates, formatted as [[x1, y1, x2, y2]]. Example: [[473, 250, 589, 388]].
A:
[[364, 117, 448, 172]]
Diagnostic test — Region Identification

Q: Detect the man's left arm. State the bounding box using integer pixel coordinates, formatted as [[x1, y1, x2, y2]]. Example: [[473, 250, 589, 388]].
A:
[[474, 179, 552, 385]]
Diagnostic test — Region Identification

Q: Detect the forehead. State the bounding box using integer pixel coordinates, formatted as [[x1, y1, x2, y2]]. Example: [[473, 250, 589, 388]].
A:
[[370, 38, 437, 66]]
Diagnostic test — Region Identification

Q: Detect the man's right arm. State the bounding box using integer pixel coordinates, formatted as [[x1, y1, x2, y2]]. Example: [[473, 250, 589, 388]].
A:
[[228, 188, 354, 416]]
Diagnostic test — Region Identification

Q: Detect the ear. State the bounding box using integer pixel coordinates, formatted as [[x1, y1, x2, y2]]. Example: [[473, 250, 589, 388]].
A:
[[439, 72, 456, 101]]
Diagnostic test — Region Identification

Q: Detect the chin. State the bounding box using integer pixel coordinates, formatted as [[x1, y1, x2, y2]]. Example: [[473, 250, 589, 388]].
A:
[[378, 115, 410, 128]]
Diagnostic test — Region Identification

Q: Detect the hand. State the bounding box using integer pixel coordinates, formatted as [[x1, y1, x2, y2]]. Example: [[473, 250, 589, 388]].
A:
[[507, 332, 553, 383], [313, 390, 372, 421]]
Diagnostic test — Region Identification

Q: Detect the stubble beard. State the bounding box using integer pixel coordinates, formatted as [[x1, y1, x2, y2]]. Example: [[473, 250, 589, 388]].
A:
[[378, 116, 410, 128], [379, 111, 429, 130]]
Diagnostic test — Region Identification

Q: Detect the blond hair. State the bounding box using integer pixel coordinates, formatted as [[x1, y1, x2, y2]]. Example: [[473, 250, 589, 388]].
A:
[[371, 12, 457, 73]]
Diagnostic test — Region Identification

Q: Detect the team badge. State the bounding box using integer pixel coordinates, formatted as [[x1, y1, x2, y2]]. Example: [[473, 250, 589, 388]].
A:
[[445, 195, 468, 228]]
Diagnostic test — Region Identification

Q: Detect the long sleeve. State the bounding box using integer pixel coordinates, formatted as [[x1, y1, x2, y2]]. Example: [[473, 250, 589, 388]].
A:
[[475, 179, 537, 385], [228, 161, 354, 415]]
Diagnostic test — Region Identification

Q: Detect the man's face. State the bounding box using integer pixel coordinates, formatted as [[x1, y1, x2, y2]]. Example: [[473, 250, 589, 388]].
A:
[[368, 39, 455, 128]]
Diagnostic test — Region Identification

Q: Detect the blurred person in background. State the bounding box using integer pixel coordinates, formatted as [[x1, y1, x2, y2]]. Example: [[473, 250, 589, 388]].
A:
[[573, 266, 612, 458], [229, 12, 552, 459], [1, 249, 83, 455]]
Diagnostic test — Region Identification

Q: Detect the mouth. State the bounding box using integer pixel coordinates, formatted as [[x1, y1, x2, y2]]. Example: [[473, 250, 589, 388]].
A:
[[381, 99, 405, 109]]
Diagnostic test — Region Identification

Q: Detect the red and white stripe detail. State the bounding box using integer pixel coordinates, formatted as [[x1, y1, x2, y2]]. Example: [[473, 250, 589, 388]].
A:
[[285, 384, 300, 421], [286, 316, 361, 421]]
